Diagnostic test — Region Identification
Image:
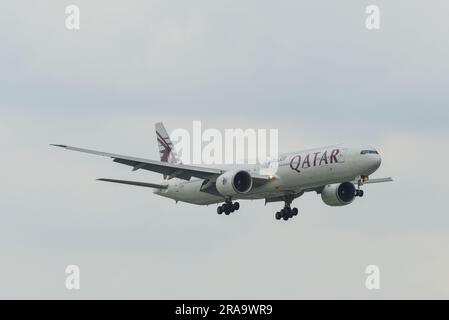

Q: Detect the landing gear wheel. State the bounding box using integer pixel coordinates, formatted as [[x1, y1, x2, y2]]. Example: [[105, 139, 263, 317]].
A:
[[217, 201, 240, 216], [359, 190, 364, 197], [275, 197, 299, 221], [292, 208, 298, 216]]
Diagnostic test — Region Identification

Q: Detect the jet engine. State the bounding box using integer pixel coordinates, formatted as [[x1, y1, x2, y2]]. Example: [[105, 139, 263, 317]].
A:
[[321, 182, 356, 206], [216, 170, 253, 197]]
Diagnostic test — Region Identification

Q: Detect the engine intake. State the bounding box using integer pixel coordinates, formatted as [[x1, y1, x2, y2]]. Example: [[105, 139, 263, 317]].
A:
[[216, 170, 253, 197], [321, 182, 356, 206]]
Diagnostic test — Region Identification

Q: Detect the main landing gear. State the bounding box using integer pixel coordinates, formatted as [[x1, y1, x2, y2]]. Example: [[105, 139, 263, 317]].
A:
[[275, 204, 298, 221], [275, 196, 298, 221], [217, 201, 240, 215]]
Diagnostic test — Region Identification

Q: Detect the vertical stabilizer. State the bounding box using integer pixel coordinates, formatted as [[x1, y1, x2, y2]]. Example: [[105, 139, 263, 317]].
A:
[[155, 122, 182, 166]]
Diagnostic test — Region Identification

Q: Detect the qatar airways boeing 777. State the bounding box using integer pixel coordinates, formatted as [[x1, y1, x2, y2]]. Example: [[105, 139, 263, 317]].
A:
[[52, 122, 392, 221]]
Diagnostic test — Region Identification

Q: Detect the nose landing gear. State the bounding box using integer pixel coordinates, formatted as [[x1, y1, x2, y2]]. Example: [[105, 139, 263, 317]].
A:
[[217, 201, 240, 215], [355, 176, 367, 197]]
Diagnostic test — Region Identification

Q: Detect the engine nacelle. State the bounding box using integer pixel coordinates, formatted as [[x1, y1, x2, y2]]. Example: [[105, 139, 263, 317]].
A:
[[216, 170, 253, 197], [321, 182, 356, 206]]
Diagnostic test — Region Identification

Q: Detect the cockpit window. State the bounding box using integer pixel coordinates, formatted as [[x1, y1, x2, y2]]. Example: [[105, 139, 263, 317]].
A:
[[361, 150, 379, 155]]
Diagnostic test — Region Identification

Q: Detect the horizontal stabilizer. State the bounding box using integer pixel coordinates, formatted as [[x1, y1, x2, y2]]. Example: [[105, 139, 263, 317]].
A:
[[97, 178, 168, 189]]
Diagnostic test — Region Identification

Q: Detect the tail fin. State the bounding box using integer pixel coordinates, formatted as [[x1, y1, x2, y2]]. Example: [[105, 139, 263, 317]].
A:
[[155, 122, 182, 165]]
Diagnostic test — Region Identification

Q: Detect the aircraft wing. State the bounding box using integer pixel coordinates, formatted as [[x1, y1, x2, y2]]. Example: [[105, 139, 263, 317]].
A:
[[52, 144, 274, 186], [361, 177, 393, 184], [97, 178, 168, 189], [51, 144, 223, 180]]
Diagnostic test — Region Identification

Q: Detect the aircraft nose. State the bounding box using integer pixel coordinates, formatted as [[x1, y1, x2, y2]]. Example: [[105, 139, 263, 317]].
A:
[[359, 149, 382, 174], [376, 155, 382, 168], [372, 155, 382, 170]]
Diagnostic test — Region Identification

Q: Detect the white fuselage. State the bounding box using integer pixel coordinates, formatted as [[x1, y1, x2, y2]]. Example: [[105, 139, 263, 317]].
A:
[[154, 146, 382, 205]]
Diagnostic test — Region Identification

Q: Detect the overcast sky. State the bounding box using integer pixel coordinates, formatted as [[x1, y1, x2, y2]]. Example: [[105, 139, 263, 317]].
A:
[[1, 0, 449, 299]]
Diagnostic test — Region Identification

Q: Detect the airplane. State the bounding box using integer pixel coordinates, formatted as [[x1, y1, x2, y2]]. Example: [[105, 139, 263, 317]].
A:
[[51, 122, 393, 221]]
